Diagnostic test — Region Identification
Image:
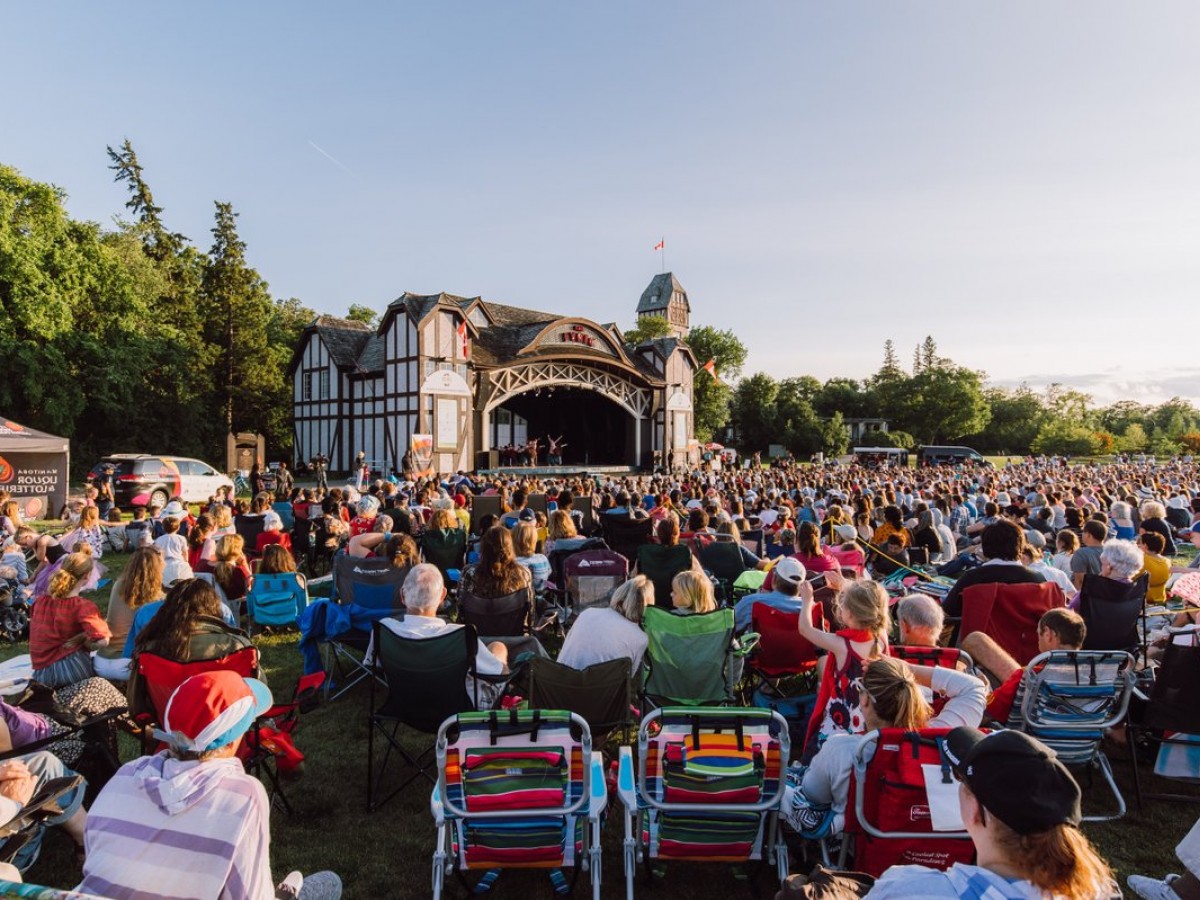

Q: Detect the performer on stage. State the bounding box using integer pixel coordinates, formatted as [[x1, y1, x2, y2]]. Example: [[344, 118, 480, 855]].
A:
[[547, 435, 567, 466], [526, 437, 540, 466]]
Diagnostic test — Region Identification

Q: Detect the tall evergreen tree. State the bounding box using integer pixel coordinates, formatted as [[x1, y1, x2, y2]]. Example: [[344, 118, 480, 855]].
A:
[[106, 139, 185, 260], [201, 202, 276, 435]]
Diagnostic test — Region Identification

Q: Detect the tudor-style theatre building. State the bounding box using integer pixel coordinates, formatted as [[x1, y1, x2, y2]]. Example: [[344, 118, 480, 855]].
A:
[[289, 273, 698, 474]]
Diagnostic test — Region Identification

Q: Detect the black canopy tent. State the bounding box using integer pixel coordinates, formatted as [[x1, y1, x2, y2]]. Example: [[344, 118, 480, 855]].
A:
[[0, 420, 70, 521]]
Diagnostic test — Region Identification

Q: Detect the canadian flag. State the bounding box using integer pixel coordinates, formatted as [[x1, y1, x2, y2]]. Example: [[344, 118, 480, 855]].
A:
[[653, 239, 665, 251], [457, 319, 469, 357], [702, 358, 718, 380]]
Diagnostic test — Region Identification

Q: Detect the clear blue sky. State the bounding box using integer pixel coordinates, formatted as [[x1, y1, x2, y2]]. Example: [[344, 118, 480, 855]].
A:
[[6, 2, 1199, 405]]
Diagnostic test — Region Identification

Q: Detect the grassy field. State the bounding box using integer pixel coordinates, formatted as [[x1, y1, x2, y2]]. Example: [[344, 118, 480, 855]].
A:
[[14, 550, 1200, 898]]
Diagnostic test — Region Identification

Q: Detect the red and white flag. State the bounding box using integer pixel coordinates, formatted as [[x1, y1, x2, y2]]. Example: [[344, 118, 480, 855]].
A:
[[702, 358, 718, 380], [653, 239, 665, 251], [457, 319, 469, 356]]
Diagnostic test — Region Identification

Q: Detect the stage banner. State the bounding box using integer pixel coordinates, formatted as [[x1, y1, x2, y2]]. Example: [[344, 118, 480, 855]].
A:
[[410, 434, 434, 478]]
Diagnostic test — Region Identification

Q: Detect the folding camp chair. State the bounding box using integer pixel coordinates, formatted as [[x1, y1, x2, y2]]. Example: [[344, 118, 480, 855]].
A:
[[431, 709, 606, 899], [271, 501, 295, 532], [741, 529, 765, 558], [602, 515, 654, 566], [635, 543, 693, 610], [528, 656, 634, 744], [732, 569, 767, 602], [0, 773, 86, 872], [134, 648, 323, 814], [367, 622, 480, 811], [1128, 631, 1200, 806], [887, 645, 975, 671], [558, 549, 629, 621], [696, 540, 748, 605], [245, 572, 308, 636], [235, 514, 268, 560], [839, 728, 975, 876], [1079, 573, 1149, 656], [421, 527, 467, 590], [642, 606, 746, 707], [547, 538, 609, 590], [0, 880, 109, 899], [458, 585, 534, 638], [617, 707, 790, 896], [1014, 649, 1134, 821], [954, 581, 1066, 666], [747, 602, 825, 691], [324, 553, 407, 700]]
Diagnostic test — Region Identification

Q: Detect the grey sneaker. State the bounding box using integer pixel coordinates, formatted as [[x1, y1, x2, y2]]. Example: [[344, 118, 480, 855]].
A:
[[298, 871, 343, 900], [1128, 874, 1181, 900]]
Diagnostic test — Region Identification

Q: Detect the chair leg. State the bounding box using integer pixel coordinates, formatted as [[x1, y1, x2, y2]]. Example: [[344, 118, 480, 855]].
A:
[[1128, 723, 1144, 810], [1080, 753, 1126, 822]]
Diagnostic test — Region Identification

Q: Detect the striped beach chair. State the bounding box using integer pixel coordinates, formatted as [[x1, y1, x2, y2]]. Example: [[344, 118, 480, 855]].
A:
[[1014, 649, 1134, 821], [431, 709, 606, 899], [617, 707, 790, 898]]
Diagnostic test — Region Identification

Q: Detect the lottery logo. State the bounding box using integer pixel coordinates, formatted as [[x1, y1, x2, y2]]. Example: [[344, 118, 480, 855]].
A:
[[0, 456, 12, 484]]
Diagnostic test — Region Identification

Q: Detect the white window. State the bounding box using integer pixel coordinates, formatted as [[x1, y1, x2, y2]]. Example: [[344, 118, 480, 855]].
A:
[[302, 371, 311, 401], [320, 370, 330, 399]]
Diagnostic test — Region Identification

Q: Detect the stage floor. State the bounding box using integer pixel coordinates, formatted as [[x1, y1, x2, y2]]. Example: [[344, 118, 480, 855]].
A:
[[476, 464, 640, 478]]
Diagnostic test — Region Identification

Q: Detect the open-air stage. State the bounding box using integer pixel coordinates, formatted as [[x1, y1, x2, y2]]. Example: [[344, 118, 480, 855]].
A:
[[475, 464, 640, 479]]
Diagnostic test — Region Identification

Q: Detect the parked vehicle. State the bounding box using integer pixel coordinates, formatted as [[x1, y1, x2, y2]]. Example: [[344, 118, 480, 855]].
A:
[[853, 446, 910, 468], [87, 455, 234, 509], [917, 445, 990, 467]]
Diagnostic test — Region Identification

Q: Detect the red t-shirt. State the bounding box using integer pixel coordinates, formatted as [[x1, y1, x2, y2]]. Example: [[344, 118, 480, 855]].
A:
[[31, 595, 111, 669]]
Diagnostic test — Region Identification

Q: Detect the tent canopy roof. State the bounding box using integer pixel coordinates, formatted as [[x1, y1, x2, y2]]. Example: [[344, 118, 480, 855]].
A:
[[0, 419, 70, 453]]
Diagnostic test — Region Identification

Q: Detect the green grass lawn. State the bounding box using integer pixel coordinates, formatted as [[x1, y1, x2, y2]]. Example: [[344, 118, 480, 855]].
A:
[[12, 551, 1200, 897]]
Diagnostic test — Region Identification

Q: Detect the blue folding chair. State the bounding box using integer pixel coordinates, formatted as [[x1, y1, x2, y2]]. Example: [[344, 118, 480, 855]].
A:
[[246, 572, 309, 636], [325, 553, 409, 700]]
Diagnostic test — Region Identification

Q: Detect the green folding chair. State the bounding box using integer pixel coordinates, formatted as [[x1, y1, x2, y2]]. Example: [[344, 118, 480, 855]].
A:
[[642, 607, 754, 707]]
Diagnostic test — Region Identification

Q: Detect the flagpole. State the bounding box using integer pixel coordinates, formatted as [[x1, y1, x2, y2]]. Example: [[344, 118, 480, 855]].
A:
[[661, 237, 665, 274]]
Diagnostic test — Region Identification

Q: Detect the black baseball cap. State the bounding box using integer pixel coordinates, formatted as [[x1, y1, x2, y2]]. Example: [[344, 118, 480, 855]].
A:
[[943, 727, 1081, 835]]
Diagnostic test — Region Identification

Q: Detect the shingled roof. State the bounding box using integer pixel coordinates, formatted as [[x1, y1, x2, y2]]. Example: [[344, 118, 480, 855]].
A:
[[637, 272, 688, 314], [313, 316, 373, 370]]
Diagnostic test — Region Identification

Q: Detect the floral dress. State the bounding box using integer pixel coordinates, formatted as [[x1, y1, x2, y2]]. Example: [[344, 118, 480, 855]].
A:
[[800, 629, 879, 764]]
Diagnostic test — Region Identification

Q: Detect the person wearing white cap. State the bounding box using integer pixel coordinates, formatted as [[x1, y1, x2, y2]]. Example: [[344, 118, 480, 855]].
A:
[[732, 557, 806, 632], [78, 671, 342, 900]]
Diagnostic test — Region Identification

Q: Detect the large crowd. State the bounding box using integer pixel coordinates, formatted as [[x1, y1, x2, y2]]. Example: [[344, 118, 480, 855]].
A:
[[1, 453, 1200, 898]]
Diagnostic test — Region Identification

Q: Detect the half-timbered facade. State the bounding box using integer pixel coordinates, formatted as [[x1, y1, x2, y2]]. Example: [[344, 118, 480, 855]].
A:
[[289, 274, 698, 473]]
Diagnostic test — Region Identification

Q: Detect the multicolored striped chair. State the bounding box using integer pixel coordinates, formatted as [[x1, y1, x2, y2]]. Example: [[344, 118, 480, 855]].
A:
[[431, 709, 606, 899], [617, 707, 790, 898]]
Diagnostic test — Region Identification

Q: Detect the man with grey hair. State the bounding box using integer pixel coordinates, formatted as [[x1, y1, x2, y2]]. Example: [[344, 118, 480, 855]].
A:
[[895, 594, 944, 648], [369, 564, 508, 707]]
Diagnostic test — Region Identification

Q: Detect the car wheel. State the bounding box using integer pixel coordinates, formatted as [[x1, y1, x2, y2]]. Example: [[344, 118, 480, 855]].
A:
[[150, 488, 170, 508]]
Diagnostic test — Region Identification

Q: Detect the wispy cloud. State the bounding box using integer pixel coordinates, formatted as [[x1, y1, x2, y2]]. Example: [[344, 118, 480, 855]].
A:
[[993, 366, 1200, 407], [307, 140, 353, 175]]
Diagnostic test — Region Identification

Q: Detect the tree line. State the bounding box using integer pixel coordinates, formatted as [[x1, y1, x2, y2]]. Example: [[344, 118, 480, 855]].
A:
[[0, 145, 312, 473], [4, 149, 1197, 473]]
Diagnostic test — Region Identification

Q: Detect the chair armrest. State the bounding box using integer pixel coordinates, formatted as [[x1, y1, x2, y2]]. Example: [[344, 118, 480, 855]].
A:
[[430, 782, 445, 825], [588, 751, 607, 818], [733, 632, 760, 657], [617, 745, 637, 811]]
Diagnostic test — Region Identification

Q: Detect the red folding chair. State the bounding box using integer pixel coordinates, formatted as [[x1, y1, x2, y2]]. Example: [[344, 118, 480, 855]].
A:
[[135, 648, 324, 814], [748, 602, 826, 683], [888, 645, 974, 671], [840, 727, 977, 876], [955, 582, 1065, 666]]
